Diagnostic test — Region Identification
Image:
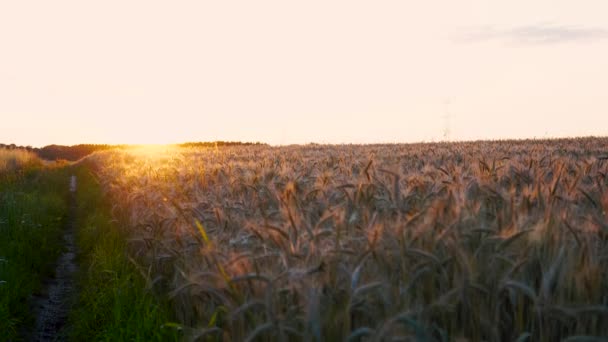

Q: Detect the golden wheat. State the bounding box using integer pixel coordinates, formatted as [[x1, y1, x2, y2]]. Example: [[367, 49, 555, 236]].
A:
[[84, 138, 608, 341]]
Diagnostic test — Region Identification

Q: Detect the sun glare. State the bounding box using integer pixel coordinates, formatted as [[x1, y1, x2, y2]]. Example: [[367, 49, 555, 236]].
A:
[[128, 144, 176, 158]]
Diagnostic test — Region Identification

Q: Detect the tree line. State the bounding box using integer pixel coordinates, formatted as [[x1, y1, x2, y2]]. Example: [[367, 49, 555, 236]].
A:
[[0, 141, 267, 161]]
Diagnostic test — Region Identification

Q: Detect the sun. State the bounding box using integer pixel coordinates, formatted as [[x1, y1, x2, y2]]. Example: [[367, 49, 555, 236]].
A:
[[128, 144, 176, 157]]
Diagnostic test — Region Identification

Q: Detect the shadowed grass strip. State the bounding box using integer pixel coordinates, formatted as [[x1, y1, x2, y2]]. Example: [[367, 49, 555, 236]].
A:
[[0, 162, 68, 339], [67, 165, 179, 341]]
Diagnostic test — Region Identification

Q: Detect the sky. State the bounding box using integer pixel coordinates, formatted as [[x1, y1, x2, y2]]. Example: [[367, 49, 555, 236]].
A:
[[1, 1, 607, 147]]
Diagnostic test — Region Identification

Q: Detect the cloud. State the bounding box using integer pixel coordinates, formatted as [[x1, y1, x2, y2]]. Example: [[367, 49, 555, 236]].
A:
[[458, 24, 608, 45]]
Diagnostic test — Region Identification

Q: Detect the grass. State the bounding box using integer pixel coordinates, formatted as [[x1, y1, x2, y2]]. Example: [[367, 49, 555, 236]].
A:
[[1, 147, 178, 340], [67, 164, 180, 341], [0, 148, 40, 174], [0, 149, 67, 339]]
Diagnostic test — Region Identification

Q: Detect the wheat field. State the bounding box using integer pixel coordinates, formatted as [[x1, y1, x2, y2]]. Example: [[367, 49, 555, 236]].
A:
[[83, 138, 608, 341]]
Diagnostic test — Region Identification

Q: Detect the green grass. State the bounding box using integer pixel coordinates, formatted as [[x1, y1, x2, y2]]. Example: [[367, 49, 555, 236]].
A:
[[0, 153, 179, 340], [0, 165, 68, 339], [68, 164, 180, 341]]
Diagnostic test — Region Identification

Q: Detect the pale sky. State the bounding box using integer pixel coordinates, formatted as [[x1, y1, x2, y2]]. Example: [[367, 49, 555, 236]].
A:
[[1, 1, 607, 147]]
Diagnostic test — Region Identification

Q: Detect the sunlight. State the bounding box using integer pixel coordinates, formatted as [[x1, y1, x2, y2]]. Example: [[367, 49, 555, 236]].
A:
[[128, 144, 175, 157]]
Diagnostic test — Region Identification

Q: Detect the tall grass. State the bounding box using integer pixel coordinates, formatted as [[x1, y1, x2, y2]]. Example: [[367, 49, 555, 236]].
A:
[[0, 163, 68, 339], [0, 148, 40, 174], [67, 165, 180, 341], [85, 138, 608, 340]]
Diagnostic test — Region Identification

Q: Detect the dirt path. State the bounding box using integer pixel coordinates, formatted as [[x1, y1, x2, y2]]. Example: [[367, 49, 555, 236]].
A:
[[29, 175, 78, 341]]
